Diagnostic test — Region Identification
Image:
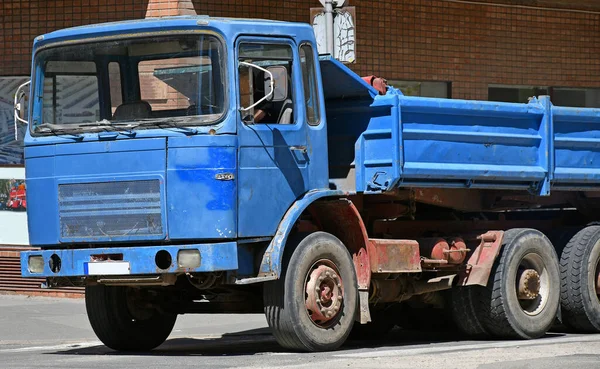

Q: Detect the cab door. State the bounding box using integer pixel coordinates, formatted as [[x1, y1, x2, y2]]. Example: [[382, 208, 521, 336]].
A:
[[236, 38, 311, 237]]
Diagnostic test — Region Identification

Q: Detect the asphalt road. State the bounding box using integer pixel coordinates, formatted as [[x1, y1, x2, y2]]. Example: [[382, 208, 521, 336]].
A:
[[2, 293, 600, 369]]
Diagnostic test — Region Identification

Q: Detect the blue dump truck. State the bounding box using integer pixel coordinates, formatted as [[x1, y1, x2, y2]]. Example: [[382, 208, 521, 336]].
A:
[[15, 16, 600, 352]]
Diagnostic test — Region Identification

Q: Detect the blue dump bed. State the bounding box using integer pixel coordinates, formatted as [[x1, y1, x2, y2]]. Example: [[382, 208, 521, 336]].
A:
[[322, 58, 600, 196]]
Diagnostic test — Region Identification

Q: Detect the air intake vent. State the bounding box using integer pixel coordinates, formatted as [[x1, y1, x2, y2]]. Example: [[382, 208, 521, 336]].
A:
[[58, 180, 163, 240]]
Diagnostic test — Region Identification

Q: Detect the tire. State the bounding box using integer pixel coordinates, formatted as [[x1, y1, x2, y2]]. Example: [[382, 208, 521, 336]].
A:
[[481, 229, 560, 339], [451, 286, 490, 338], [560, 226, 600, 332], [263, 232, 358, 352], [85, 285, 177, 351]]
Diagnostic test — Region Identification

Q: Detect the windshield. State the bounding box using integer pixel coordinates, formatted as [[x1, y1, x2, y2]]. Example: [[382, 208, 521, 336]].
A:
[[31, 34, 226, 135]]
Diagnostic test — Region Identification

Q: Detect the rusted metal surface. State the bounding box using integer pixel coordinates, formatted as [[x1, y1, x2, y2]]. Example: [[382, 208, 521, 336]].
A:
[[305, 262, 344, 326], [310, 199, 372, 324], [311, 199, 371, 290], [369, 278, 407, 303], [411, 188, 484, 212], [368, 239, 421, 273], [517, 269, 541, 300], [0, 247, 83, 297], [458, 231, 505, 287], [418, 237, 468, 267], [373, 219, 556, 240], [446, 237, 469, 265], [419, 238, 449, 262], [369, 274, 455, 303]]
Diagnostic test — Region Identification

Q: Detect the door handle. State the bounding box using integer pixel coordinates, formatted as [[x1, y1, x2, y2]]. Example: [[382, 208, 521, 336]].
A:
[[290, 145, 307, 154]]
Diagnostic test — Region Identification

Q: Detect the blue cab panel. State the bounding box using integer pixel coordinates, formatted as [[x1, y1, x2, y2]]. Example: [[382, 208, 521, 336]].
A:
[[167, 135, 237, 239], [25, 138, 168, 245]]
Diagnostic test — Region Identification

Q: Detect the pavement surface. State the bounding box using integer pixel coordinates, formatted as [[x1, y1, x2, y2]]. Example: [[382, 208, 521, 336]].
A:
[[2, 293, 600, 369]]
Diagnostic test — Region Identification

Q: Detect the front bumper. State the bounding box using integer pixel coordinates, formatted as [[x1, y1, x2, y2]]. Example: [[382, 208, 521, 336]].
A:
[[21, 242, 238, 278]]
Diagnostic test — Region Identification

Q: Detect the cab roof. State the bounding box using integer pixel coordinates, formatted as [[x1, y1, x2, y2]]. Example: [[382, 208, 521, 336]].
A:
[[33, 16, 316, 50]]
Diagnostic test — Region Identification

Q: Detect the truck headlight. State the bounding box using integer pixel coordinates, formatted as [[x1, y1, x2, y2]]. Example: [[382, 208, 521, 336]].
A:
[[28, 255, 44, 273], [178, 249, 201, 269]]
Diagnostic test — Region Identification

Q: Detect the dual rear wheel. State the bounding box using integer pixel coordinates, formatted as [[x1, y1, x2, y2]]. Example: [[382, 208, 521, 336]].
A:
[[453, 226, 600, 339], [452, 229, 560, 339]]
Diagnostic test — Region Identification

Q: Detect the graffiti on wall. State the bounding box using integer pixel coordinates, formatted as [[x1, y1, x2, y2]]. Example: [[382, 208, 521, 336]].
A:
[[0, 77, 28, 166]]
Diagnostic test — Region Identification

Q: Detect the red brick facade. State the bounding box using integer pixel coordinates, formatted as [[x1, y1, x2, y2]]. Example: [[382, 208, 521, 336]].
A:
[[1, 0, 599, 100]]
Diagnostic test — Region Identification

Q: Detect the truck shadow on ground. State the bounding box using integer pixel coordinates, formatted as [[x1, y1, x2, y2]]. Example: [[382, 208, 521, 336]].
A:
[[46, 327, 567, 357]]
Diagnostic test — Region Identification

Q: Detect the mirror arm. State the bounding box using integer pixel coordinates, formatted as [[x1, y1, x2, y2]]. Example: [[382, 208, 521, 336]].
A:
[[13, 80, 31, 140], [239, 61, 274, 112]]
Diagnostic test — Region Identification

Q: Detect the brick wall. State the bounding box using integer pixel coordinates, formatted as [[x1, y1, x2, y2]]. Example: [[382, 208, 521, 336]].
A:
[[191, 0, 600, 100], [0, 0, 149, 76], [1, 0, 599, 100]]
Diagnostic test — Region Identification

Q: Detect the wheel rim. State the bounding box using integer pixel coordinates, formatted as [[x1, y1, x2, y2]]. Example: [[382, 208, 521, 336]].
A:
[[515, 253, 549, 316], [304, 259, 344, 328]]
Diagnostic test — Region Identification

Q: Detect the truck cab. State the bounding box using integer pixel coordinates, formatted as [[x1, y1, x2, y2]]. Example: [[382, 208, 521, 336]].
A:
[[20, 16, 364, 352], [23, 17, 329, 247]]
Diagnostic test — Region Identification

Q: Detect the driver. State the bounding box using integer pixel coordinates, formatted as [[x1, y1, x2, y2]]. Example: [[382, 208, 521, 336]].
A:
[[253, 100, 273, 123]]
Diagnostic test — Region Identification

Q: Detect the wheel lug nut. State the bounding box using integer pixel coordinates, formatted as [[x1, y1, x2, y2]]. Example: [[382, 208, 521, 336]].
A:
[[326, 272, 331, 277], [315, 287, 320, 292], [337, 296, 343, 301], [337, 283, 342, 288]]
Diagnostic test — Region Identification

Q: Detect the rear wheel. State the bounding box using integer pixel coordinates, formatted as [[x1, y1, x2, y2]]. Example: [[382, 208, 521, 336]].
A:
[[85, 285, 177, 351], [481, 229, 560, 339], [451, 286, 490, 338], [560, 226, 600, 332], [263, 232, 358, 352]]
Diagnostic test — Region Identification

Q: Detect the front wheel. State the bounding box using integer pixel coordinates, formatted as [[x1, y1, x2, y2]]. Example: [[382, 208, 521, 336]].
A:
[[263, 232, 358, 352], [85, 285, 177, 351]]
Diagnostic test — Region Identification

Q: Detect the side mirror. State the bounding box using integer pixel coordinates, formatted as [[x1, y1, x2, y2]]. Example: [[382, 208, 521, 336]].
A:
[[13, 80, 31, 140], [265, 65, 288, 102], [239, 61, 274, 113]]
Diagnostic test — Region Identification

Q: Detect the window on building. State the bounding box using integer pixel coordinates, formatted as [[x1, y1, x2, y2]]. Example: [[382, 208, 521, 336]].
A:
[[552, 88, 600, 108], [488, 85, 549, 104], [388, 80, 451, 98], [299, 44, 320, 125], [489, 85, 600, 108]]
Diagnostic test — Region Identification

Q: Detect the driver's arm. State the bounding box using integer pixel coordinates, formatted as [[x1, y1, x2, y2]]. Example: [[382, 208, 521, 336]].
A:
[[254, 108, 267, 123]]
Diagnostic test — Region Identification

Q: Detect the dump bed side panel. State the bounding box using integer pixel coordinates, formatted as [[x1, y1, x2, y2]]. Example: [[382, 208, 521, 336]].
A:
[[553, 106, 600, 190], [357, 95, 551, 194]]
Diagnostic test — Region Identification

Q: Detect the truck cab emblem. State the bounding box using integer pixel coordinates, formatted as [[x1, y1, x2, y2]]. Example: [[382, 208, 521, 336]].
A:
[[215, 173, 235, 181]]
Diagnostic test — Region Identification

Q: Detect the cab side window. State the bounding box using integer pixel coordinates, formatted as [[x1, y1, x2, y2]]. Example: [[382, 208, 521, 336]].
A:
[[299, 44, 321, 125], [238, 43, 294, 124]]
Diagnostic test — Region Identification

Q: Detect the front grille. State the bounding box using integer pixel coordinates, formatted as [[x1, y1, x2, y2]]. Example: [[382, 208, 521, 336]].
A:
[[58, 180, 163, 240]]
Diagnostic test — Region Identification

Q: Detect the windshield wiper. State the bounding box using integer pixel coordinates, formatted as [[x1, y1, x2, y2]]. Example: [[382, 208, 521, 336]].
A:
[[82, 121, 137, 137], [34, 123, 84, 140], [35, 122, 136, 138], [128, 119, 199, 135]]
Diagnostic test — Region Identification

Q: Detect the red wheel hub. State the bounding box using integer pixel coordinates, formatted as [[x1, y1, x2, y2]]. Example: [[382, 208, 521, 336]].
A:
[[596, 266, 600, 296], [305, 261, 344, 327]]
